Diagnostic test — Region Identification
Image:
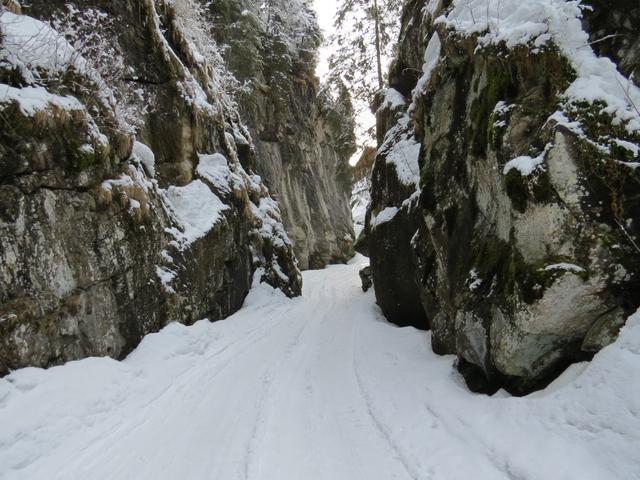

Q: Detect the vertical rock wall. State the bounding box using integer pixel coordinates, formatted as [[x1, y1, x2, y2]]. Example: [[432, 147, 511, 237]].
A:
[[0, 0, 304, 374], [362, 0, 640, 394], [209, 0, 356, 269]]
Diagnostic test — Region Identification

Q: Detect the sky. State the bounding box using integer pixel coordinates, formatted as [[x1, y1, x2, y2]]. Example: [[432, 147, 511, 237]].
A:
[[313, 0, 339, 80]]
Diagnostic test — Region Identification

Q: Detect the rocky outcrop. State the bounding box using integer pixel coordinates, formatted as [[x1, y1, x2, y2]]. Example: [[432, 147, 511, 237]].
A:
[[0, 0, 304, 375], [210, 0, 356, 269], [363, 0, 640, 394]]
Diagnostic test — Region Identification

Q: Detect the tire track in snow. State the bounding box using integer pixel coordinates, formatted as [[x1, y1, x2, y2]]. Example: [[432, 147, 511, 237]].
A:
[[350, 323, 423, 480], [350, 315, 513, 480], [47, 304, 299, 480], [242, 301, 322, 480]]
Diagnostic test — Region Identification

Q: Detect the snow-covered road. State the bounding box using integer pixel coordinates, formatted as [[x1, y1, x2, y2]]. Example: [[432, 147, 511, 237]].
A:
[[1, 256, 639, 480]]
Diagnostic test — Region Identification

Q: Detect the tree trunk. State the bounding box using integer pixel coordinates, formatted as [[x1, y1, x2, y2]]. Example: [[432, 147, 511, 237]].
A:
[[372, 0, 384, 90]]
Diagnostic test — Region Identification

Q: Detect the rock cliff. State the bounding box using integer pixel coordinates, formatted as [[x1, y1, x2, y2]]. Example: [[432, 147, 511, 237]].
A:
[[0, 0, 350, 374], [361, 0, 640, 394], [209, 0, 356, 269]]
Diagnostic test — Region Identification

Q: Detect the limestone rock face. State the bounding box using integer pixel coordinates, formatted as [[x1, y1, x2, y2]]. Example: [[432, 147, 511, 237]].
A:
[[209, 1, 356, 269], [0, 0, 304, 375], [363, 0, 640, 394], [247, 94, 356, 270]]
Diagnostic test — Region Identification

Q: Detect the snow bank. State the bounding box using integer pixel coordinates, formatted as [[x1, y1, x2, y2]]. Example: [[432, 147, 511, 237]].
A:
[[0, 260, 637, 479]]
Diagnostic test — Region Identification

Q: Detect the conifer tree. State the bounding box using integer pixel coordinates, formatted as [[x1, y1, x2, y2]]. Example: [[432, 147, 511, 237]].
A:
[[328, 0, 402, 107]]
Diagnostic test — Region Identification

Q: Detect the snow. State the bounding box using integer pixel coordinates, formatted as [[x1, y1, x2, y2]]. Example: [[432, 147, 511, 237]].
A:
[[351, 178, 371, 237], [163, 180, 229, 248], [410, 32, 441, 107], [102, 163, 153, 194], [378, 88, 406, 112], [131, 141, 156, 178], [548, 110, 586, 136], [614, 139, 640, 158], [371, 206, 399, 229], [1, 257, 639, 479], [379, 115, 421, 188], [423, 0, 441, 17], [436, 0, 640, 133], [155, 266, 177, 294], [0, 11, 78, 80], [620, 161, 640, 170], [196, 153, 236, 194], [0, 84, 83, 115], [250, 197, 291, 249], [542, 263, 586, 274], [468, 268, 483, 291], [503, 147, 549, 176]]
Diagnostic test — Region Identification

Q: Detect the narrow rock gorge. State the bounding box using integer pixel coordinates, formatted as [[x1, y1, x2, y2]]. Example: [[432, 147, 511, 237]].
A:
[[359, 0, 640, 394], [0, 0, 353, 374], [2, 1, 640, 477]]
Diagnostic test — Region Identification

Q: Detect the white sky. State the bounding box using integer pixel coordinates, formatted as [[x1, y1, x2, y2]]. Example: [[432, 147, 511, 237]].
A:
[[313, 0, 339, 80]]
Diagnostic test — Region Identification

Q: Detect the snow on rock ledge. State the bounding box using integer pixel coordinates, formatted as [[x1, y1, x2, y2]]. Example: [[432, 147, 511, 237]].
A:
[[163, 180, 229, 249]]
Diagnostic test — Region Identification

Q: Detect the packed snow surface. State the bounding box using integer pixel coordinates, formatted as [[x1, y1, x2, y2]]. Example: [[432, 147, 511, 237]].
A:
[[1, 257, 639, 480]]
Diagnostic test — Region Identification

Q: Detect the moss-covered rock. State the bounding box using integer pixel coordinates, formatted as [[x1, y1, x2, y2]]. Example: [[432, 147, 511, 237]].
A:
[[366, 0, 640, 395]]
